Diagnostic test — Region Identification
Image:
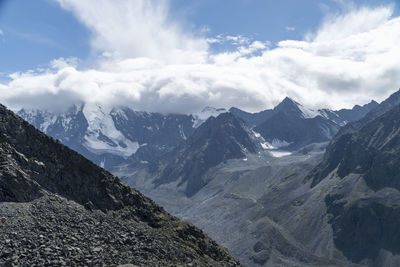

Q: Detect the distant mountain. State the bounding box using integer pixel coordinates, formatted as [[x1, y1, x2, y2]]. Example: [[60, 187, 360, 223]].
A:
[[0, 103, 239, 266], [335, 100, 379, 123], [19, 97, 378, 169], [254, 98, 340, 150], [335, 89, 400, 137], [306, 102, 400, 264], [18, 104, 196, 169], [153, 112, 262, 197], [231, 97, 378, 150]]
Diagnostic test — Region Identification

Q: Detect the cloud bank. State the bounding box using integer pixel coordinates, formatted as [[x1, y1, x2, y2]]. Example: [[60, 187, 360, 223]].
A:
[[1, 1, 400, 113]]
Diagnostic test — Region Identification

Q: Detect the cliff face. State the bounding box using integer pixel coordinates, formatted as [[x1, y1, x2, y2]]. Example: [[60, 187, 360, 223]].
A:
[[0, 104, 240, 266]]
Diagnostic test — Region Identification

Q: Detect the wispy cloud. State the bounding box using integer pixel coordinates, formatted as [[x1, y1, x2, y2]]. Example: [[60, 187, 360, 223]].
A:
[[0, 1, 399, 114], [7, 28, 63, 48], [285, 26, 295, 31], [56, 0, 207, 64]]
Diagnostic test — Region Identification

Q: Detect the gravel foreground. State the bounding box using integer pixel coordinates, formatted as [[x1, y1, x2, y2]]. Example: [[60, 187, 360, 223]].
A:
[[0, 194, 238, 267]]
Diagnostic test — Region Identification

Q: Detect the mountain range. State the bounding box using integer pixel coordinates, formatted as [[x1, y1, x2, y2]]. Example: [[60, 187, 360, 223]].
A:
[[13, 89, 400, 266], [18, 96, 377, 170]]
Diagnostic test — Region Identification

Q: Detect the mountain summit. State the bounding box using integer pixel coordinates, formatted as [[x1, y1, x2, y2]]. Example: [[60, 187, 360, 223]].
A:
[[274, 97, 321, 119], [254, 98, 338, 149]]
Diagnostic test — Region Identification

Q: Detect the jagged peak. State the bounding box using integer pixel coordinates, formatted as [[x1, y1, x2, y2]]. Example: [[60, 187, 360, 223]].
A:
[[275, 97, 302, 110], [275, 97, 321, 119], [282, 96, 298, 104]]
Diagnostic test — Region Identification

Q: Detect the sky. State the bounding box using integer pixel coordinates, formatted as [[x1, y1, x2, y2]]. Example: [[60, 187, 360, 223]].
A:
[[0, 0, 400, 113]]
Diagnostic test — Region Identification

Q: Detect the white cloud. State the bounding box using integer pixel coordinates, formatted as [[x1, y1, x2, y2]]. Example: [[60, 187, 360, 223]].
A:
[[0, 29, 3, 36], [225, 35, 250, 45], [285, 26, 295, 31], [56, 0, 208, 64], [307, 6, 393, 42], [238, 41, 270, 56], [0, 2, 399, 114]]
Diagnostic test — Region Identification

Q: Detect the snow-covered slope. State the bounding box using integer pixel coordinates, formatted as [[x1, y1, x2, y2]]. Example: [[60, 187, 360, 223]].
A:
[[82, 103, 139, 157], [192, 107, 227, 128]]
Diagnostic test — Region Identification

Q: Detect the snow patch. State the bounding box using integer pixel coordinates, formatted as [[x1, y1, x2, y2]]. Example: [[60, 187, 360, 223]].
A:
[[253, 132, 261, 138], [179, 124, 187, 140], [261, 142, 273, 150], [100, 159, 105, 168], [40, 114, 58, 132], [110, 107, 128, 120], [297, 104, 321, 119], [252, 130, 275, 150], [271, 139, 291, 149], [269, 151, 292, 158], [192, 107, 227, 128]]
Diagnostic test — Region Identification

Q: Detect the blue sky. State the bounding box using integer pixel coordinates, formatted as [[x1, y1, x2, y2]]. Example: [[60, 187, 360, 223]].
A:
[[0, 0, 89, 73], [1, 0, 400, 113], [1, 0, 398, 73]]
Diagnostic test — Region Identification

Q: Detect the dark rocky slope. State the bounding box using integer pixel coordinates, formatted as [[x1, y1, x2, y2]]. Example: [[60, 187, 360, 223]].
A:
[[0, 104, 239, 266], [309, 90, 400, 187], [307, 103, 400, 265], [152, 113, 261, 197]]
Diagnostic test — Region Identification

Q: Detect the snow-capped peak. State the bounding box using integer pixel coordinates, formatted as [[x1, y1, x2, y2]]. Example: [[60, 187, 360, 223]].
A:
[[275, 97, 321, 119], [18, 104, 83, 133], [192, 106, 227, 128], [82, 103, 139, 158]]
